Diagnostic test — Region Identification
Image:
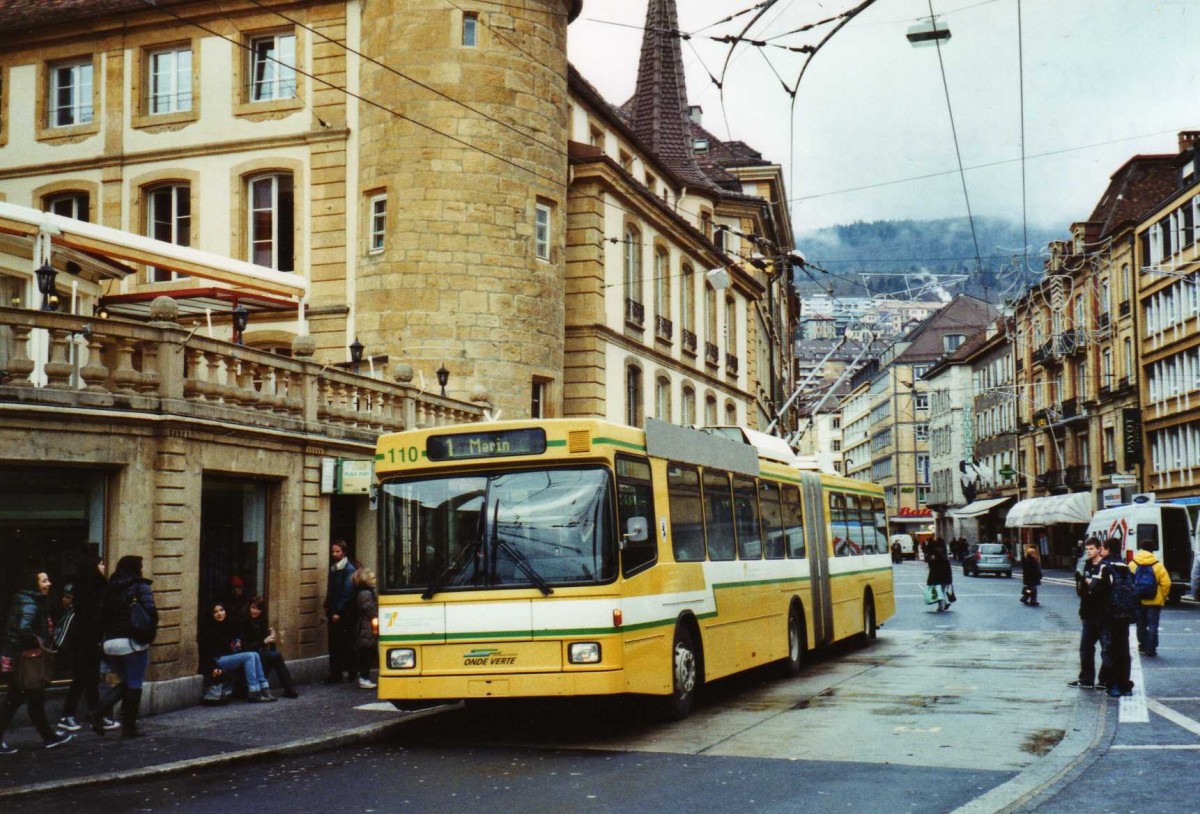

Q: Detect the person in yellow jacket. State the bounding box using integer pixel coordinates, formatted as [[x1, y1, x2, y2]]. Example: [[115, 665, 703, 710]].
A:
[[1129, 541, 1171, 657]]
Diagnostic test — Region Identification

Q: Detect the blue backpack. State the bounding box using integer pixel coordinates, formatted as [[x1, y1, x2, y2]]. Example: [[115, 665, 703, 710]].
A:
[[1107, 563, 1140, 621], [1133, 561, 1159, 601]]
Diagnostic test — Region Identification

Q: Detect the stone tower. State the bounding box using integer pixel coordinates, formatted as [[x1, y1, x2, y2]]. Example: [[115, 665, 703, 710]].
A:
[[356, 1, 579, 416]]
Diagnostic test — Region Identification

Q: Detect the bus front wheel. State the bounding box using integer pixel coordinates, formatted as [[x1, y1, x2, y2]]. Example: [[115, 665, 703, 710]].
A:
[[662, 625, 699, 721], [781, 604, 805, 677]]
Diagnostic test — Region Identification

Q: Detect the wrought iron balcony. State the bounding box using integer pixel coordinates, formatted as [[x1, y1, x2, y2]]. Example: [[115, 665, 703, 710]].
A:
[[1114, 376, 1132, 395], [1036, 469, 1065, 490], [1101, 460, 1117, 475], [681, 328, 697, 354], [625, 298, 644, 328], [704, 342, 719, 366], [1065, 464, 1091, 486], [655, 315, 673, 342]]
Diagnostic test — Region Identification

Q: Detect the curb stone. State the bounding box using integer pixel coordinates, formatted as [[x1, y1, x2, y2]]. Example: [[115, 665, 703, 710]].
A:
[[0, 703, 459, 801]]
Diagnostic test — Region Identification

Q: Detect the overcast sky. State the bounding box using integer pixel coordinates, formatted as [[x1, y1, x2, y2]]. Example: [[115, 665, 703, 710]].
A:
[[568, 0, 1199, 237]]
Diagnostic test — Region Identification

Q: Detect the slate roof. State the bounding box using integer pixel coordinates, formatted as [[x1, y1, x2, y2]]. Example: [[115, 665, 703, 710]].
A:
[[892, 295, 997, 365], [1086, 155, 1179, 239], [0, 0, 198, 33], [618, 0, 771, 200]]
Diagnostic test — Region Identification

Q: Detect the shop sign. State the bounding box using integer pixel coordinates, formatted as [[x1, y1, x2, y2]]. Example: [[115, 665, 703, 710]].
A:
[[1102, 487, 1122, 509], [320, 458, 338, 494], [338, 460, 375, 494]]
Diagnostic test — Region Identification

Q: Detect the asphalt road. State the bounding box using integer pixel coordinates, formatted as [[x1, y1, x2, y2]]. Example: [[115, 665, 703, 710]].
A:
[[18, 560, 1200, 814]]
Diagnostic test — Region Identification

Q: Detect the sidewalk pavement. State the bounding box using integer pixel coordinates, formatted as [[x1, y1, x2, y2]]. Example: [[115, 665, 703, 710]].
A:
[[0, 682, 456, 800]]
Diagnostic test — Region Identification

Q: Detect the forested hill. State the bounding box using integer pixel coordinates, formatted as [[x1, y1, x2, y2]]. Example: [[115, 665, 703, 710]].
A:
[[795, 217, 1064, 301]]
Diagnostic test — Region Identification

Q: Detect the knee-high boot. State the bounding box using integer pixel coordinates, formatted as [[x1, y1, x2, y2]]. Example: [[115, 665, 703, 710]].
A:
[[121, 688, 143, 738], [91, 682, 124, 735]]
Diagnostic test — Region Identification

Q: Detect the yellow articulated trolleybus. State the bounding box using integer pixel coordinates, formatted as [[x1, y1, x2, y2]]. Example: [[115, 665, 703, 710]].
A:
[[373, 417, 894, 719]]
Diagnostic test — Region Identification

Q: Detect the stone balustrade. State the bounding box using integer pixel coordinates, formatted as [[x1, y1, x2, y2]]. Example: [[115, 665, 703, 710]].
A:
[[0, 307, 483, 442]]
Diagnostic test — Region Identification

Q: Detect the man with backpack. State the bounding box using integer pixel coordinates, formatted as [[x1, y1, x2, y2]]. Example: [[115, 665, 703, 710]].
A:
[[1068, 537, 1109, 690], [1099, 539, 1137, 697], [1129, 539, 1171, 657]]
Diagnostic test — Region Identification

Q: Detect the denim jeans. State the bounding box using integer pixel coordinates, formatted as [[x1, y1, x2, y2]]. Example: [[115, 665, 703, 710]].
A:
[[1136, 605, 1162, 655], [107, 647, 150, 689], [216, 652, 268, 692], [1079, 619, 1106, 685]]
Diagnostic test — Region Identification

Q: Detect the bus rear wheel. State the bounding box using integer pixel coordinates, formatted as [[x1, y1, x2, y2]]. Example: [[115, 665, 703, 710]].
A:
[[861, 595, 877, 642], [662, 625, 698, 721], [780, 605, 805, 677]]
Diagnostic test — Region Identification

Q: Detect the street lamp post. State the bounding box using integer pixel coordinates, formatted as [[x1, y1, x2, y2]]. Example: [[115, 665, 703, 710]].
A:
[[35, 262, 58, 312], [349, 338, 364, 374], [231, 304, 249, 345], [436, 364, 450, 398]]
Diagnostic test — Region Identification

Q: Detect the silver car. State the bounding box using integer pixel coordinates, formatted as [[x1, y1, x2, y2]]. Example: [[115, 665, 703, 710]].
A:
[[963, 543, 1013, 578]]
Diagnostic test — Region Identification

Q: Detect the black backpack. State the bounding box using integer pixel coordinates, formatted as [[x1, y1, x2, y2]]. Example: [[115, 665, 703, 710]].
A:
[[1107, 563, 1139, 621]]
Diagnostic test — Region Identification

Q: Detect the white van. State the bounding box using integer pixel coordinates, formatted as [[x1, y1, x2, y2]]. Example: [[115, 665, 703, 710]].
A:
[[890, 533, 917, 559], [1085, 495, 1197, 603]]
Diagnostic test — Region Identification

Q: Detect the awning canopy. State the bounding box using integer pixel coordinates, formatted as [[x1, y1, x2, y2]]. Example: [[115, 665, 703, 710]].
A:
[[1005, 492, 1093, 527], [948, 496, 1013, 518], [889, 516, 935, 524], [100, 287, 297, 319]]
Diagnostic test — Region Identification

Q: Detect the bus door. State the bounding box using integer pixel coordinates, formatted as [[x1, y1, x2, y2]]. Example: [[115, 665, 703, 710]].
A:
[[801, 475, 834, 646]]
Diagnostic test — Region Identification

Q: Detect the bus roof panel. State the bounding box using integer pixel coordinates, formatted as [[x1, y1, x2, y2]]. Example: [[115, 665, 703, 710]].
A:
[[645, 418, 760, 477]]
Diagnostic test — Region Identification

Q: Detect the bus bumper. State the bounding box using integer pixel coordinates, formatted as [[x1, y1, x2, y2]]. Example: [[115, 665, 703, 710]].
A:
[[379, 669, 628, 700]]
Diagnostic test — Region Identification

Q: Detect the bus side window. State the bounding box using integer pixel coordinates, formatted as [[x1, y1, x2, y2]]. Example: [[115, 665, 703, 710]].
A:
[[616, 455, 657, 577], [667, 463, 706, 562], [733, 476, 763, 559], [872, 498, 888, 553], [831, 492, 850, 557], [703, 470, 736, 561], [759, 480, 785, 559], [781, 484, 805, 559], [845, 495, 865, 555]]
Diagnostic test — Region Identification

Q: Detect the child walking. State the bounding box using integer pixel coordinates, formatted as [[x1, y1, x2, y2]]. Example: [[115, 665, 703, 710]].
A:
[[1021, 547, 1043, 606]]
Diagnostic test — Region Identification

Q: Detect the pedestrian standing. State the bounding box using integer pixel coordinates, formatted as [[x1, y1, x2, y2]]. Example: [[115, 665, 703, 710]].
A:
[[0, 570, 75, 754], [1068, 538, 1108, 689], [92, 555, 158, 737], [926, 546, 954, 612], [1130, 540, 1171, 657], [352, 568, 379, 689], [1099, 539, 1136, 697], [1021, 547, 1043, 606], [56, 557, 118, 733], [324, 541, 357, 683]]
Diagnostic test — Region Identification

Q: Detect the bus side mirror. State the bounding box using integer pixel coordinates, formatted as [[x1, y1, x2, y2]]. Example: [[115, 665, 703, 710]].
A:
[[622, 517, 648, 549]]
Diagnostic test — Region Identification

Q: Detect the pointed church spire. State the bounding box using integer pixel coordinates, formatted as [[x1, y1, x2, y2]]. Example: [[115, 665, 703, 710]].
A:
[[628, 0, 710, 187]]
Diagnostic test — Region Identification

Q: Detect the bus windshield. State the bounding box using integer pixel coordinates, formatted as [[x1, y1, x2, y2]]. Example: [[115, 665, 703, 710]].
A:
[[380, 466, 617, 593]]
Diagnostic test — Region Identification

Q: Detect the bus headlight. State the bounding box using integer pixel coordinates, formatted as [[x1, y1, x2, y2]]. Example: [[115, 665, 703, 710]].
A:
[[568, 642, 601, 664], [387, 648, 416, 669]]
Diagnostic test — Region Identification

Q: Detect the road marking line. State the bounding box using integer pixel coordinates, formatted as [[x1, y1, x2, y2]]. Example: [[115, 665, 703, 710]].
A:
[[1120, 627, 1148, 723], [1147, 698, 1200, 737], [354, 702, 401, 712], [1110, 744, 1200, 750]]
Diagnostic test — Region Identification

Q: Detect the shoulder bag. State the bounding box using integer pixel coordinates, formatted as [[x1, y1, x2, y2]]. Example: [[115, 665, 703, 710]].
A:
[[129, 589, 157, 645], [15, 643, 56, 690]]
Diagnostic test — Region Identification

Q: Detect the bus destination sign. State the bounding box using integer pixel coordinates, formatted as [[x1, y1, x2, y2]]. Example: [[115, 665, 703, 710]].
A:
[[426, 428, 547, 461]]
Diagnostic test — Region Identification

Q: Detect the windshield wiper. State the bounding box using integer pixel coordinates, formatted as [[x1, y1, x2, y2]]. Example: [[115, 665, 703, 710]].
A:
[[495, 535, 554, 596], [421, 539, 483, 600]]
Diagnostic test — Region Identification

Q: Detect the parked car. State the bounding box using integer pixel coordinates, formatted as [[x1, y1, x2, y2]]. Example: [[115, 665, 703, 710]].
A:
[[963, 543, 1013, 577]]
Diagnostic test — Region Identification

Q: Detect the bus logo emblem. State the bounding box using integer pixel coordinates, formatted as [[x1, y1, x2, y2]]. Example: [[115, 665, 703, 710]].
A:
[[463, 648, 517, 666]]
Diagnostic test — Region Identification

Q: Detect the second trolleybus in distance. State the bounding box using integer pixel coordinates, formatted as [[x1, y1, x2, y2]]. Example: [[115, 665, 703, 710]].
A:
[[373, 417, 894, 719]]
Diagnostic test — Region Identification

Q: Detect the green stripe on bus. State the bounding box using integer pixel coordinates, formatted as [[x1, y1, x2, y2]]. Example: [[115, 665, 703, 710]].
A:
[[593, 436, 647, 452]]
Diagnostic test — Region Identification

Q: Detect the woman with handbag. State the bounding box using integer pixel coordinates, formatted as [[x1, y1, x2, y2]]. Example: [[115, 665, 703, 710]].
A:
[[926, 545, 954, 613], [0, 570, 74, 754], [92, 555, 158, 738]]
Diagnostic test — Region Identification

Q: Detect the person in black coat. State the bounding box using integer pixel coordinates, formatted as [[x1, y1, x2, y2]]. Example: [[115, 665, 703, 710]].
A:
[[926, 548, 954, 612], [324, 541, 357, 683], [241, 597, 297, 698], [56, 556, 118, 733], [0, 570, 74, 754], [1021, 547, 1043, 606], [92, 555, 158, 738], [197, 602, 276, 703]]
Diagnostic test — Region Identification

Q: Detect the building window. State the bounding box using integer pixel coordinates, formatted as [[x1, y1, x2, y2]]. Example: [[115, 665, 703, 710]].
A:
[[48, 59, 94, 127], [531, 378, 549, 418], [247, 173, 295, 271], [45, 192, 89, 222], [915, 423, 929, 442], [724, 296, 735, 353], [725, 402, 737, 425], [681, 264, 694, 333], [943, 334, 966, 352], [147, 184, 191, 282], [914, 393, 929, 410], [916, 454, 930, 485], [832, 439, 842, 451], [625, 365, 643, 428], [654, 248, 669, 319], [148, 46, 192, 114], [705, 395, 717, 427], [369, 195, 387, 253], [535, 203, 551, 260], [655, 377, 671, 422], [623, 226, 641, 303], [681, 387, 695, 425], [249, 33, 296, 102], [462, 14, 478, 46]]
